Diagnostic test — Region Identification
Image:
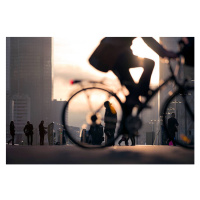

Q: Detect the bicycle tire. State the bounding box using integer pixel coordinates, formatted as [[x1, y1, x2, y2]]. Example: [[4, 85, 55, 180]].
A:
[[162, 87, 194, 149], [62, 87, 124, 149]]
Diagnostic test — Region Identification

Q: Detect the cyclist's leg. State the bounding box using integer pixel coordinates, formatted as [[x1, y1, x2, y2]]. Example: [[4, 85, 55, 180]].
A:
[[138, 58, 155, 96], [112, 50, 155, 97], [112, 50, 139, 95]]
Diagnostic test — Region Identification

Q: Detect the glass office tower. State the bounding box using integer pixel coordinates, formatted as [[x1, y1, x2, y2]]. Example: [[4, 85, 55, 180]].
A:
[[6, 37, 53, 137]]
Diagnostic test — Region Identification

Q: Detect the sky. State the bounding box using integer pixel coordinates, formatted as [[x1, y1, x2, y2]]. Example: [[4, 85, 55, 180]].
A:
[[53, 37, 159, 100]]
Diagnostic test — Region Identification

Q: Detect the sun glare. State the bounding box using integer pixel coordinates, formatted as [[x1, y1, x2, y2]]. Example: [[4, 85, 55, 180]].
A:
[[129, 67, 144, 84], [131, 37, 159, 87]]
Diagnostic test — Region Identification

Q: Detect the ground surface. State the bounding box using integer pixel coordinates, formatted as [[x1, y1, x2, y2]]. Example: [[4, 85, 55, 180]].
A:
[[6, 144, 194, 164]]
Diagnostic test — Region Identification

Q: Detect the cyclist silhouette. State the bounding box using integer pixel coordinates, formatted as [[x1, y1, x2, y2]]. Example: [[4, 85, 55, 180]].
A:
[[89, 37, 178, 106]]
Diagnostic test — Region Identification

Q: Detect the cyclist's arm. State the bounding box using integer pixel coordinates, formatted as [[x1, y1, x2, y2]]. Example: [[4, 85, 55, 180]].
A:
[[141, 37, 178, 58]]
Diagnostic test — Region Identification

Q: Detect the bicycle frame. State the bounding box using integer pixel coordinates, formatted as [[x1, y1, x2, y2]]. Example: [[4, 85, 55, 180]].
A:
[[64, 59, 194, 148], [70, 60, 182, 114], [136, 59, 194, 114]]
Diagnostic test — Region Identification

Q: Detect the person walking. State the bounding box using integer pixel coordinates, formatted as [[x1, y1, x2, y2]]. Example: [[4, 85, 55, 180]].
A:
[[23, 121, 34, 145], [104, 101, 117, 146], [88, 123, 104, 145], [81, 129, 86, 143], [118, 134, 129, 146], [168, 113, 179, 146], [118, 131, 137, 146], [8, 121, 15, 145], [39, 120, 47, 145]]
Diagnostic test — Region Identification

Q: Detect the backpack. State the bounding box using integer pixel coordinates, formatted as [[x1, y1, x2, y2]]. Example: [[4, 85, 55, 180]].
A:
[[89, 38, 129, 72], [89, 124, 104, 145]]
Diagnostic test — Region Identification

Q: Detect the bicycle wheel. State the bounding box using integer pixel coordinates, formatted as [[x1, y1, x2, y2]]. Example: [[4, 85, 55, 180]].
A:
[[62, 87, 123, 149], [162, 87, 194, 149]]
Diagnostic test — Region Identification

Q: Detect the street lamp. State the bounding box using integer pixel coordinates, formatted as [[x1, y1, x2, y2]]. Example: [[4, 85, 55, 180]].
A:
[[149, 119, 162, 145]]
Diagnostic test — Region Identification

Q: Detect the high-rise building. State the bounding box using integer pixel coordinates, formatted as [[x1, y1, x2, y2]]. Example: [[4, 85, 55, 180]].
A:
[[159, 37, 181, 104], [6, 37, 53, 138], [159, 37, 194, 144], [159, 37, 181, 144]]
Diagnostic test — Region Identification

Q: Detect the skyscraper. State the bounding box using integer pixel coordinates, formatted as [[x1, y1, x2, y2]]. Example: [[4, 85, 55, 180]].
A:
[[6, 37, 53, 137], [159, 37, 194, 144], [159, 37, 181, 144]]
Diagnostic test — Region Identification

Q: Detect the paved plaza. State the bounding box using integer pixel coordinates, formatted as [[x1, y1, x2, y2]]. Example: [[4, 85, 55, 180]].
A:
[[6, 145, 194, 164]]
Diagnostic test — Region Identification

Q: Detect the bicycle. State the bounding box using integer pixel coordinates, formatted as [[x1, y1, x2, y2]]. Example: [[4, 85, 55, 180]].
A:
[[62, 58, 194, 149]]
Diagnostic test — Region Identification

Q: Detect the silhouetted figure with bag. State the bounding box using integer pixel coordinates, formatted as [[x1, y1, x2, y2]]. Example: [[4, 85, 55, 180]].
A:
[[118, 131, 136, 146], [104, 101, 117, 146], [118, 134, 129, 146], [39, 120, 47, 145], [168, 113, 179, 146], [89, 124, 104, 145], [24, 121, 34, 145], [128, 130, 138, 146], [8, 121, 15, 145]]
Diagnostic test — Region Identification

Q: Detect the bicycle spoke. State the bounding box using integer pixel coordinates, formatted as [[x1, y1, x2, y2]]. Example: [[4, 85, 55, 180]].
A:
[[182, 94, 194, 121], [94, 92, 112, 114], [83, 88, 94, 113]]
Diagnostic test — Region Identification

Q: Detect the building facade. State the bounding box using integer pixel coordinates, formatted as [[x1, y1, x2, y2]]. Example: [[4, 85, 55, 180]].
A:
[[7, 94, 30, 134], [159, 37, 194, 144], [6, 37, 53, 140]]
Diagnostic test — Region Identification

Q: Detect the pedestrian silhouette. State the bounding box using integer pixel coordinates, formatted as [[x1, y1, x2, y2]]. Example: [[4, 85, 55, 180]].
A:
[[118, 130, 137, 146], [85, 130, 89, 143], [81, 128, 86, 143], [118, 134, 129, 146], [39, 120, 47, 145], [167, 113, 179, 146], [23, 121, 34, 145], [89, 37, 178, 106], [128, 130, 138, 146], [104, 101, 117, 146], [88, 124, 104, 145], [7, 121, 15, 145]]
